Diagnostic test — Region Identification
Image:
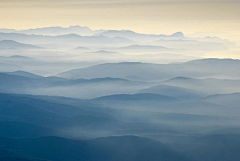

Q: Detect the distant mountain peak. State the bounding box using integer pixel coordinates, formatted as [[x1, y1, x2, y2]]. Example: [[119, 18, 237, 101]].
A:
[[171, 32, 184, 37], [1, 40, 15, 42], [120, 44, 168, 49], [95, 50, 116, 53], [107, 30, 136, 33], [74, 46, 90, 50], [185, 58, 240, 65], [69, 25, 90, 29], [10, 55, 31, 59], [166, 76, 193, 82], [96, 62, 143, 67]]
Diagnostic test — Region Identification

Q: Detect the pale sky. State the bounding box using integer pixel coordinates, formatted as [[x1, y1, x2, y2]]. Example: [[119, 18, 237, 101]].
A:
[[0, 0, 240, 44]]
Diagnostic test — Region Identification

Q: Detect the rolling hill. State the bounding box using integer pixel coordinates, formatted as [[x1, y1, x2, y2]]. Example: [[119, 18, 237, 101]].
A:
[[0, 40, 42, 49], [138, 84, 206, 100]]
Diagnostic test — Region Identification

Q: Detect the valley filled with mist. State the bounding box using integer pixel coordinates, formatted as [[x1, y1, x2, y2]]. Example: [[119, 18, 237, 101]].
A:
[[0, 26, 240, 161]]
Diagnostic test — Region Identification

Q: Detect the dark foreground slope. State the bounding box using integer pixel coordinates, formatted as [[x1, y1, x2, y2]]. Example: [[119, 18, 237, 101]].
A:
[[0, 93, 180, 138], [170, 134, 240, 161], [0, 136, 190, 161]]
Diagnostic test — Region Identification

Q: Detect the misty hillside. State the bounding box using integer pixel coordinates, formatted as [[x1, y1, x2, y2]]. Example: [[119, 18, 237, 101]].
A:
[[0, 63, 22, 72], [150, 39, 228, 51], [93, 93, 179, 103], [163, 76, 240, 94], [0, 40, 42, 49], [137, 85, 207, 100], [114, 45, 176, 52], [202, 93, 240, 108], [7, 71, 44, 79], [0, 73, 153, 98]]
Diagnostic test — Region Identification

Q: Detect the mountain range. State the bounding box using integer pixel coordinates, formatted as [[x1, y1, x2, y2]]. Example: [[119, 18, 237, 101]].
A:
[[0, 25, 239, 161], [58, 58, 240, 80], [0, 25, 105, 36]]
